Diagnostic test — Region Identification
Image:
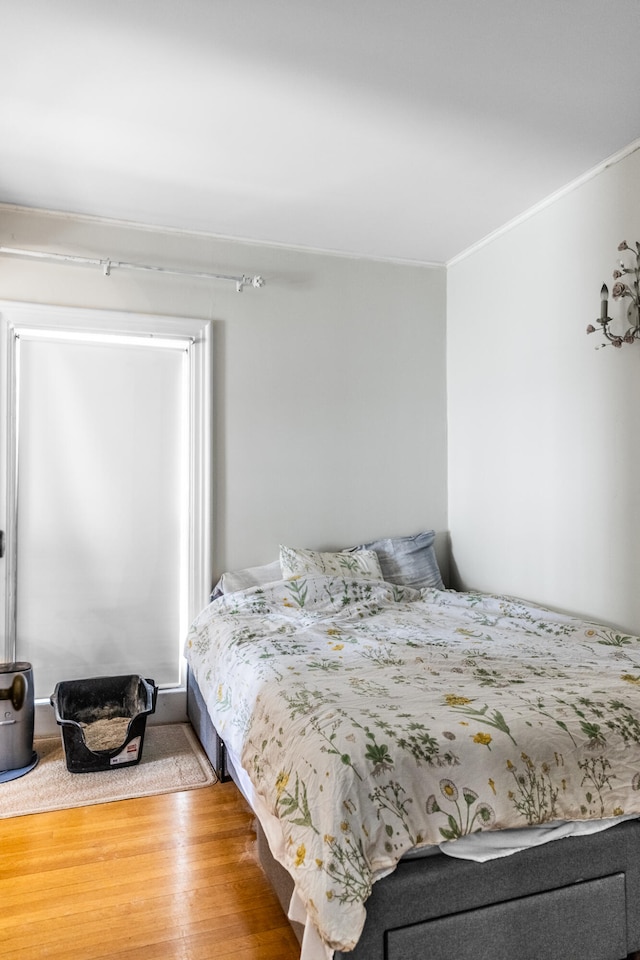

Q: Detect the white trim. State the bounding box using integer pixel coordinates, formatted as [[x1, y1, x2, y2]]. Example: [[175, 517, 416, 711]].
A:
[[8, 140, 639, 272], [0, 299, 212, 735], [0, 202, 444, 271], [34, 685, 188, 737], [447, 139, 640, 267], [3, 326, 19, 660]]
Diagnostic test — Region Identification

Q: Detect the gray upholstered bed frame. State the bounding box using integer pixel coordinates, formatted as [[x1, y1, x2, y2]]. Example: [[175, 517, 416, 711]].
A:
[[187, 667, 640, 960]]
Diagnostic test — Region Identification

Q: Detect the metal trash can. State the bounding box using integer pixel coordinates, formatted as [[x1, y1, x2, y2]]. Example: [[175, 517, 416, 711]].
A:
[[0, 662, 35, 772]]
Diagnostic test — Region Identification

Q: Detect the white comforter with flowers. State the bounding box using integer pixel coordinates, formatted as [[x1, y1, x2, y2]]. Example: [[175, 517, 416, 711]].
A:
[[185, 575, 640, 953]]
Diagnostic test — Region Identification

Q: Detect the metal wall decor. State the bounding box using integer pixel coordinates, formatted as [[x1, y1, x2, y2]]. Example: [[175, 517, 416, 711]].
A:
[[587, 241, 640, 347]]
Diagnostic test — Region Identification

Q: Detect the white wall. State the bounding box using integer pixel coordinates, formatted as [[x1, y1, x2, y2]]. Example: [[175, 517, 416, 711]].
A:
[[447, 146, 640, 632], [0, 206, 448, 585]]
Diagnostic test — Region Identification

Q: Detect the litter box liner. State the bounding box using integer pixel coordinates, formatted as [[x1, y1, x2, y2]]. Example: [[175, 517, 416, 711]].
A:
[[50, 675, 158, 773]]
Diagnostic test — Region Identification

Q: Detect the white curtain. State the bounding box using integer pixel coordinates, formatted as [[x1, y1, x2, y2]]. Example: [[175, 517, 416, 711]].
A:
[[15, 333, 189, 699]]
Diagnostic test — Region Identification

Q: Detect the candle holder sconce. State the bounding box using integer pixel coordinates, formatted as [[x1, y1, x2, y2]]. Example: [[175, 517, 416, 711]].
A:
[[587, 241, 640, 348]]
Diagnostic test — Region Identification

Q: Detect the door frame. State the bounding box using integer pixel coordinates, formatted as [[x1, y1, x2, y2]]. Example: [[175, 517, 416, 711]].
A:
[[0, 300, 212, 732]]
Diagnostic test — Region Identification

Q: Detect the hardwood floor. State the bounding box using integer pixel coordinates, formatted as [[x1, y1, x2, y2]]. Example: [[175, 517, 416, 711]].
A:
[[6, 781, 640, 960], [0, 780, 301, 960]]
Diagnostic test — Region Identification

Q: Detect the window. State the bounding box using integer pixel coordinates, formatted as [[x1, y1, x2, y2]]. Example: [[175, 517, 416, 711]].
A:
[[0, 301, 211, 713]]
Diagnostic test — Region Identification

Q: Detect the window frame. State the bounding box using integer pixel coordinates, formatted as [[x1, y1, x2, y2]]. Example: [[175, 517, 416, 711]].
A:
[[0, 300, 212, 725]]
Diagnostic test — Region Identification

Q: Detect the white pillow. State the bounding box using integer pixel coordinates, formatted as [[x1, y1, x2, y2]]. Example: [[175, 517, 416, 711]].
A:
[[210, 560, 282, 600], [279, 545, 383, 581]]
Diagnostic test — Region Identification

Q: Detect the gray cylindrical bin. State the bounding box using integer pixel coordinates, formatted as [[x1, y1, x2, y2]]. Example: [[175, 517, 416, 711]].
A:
[[0, 662, 35, 771]]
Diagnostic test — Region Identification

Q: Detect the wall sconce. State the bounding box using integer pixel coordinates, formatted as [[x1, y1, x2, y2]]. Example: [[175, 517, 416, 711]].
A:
[[587, 241, 640, 347]]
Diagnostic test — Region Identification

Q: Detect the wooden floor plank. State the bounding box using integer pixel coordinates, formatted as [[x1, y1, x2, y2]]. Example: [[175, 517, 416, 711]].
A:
[[0, 781, 300, 960]]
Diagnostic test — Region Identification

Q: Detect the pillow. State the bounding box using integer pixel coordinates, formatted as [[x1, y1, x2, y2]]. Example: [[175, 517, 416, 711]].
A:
[[210, 559, 282, 600], [279, 544, 383, 581], [353, 531, 444, 591]]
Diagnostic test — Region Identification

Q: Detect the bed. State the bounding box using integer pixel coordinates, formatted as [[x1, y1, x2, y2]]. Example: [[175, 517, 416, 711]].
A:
[[185, 533, 640, 960]]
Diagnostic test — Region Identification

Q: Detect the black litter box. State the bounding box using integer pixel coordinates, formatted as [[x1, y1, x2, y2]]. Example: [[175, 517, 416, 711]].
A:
[[50, 675, 158, 773]]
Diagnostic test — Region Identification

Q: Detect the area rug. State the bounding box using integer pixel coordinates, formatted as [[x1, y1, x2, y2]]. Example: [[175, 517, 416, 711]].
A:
[[0, 723, 216, 819]]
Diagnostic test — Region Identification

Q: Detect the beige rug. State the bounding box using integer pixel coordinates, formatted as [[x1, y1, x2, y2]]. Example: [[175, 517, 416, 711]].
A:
[[0, 722, 217, 819]]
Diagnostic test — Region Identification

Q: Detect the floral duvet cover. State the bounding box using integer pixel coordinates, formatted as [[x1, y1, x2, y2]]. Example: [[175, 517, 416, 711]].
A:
[[185, 576, 640, 952]]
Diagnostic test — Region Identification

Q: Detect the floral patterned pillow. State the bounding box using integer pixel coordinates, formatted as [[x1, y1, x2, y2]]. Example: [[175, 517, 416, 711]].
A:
[[280, 545, 383, 581]]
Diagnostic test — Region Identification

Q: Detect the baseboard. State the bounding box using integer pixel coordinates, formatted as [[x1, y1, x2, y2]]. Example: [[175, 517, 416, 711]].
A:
[[34, 686, 188, 737]]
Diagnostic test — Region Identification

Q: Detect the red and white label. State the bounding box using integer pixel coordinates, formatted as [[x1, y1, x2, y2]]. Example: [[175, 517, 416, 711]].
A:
[[110, 736, 141, 765]]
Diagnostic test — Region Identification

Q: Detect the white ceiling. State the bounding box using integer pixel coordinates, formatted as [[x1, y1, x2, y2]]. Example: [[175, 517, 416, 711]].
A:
[[2, 0, 640, 265]]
